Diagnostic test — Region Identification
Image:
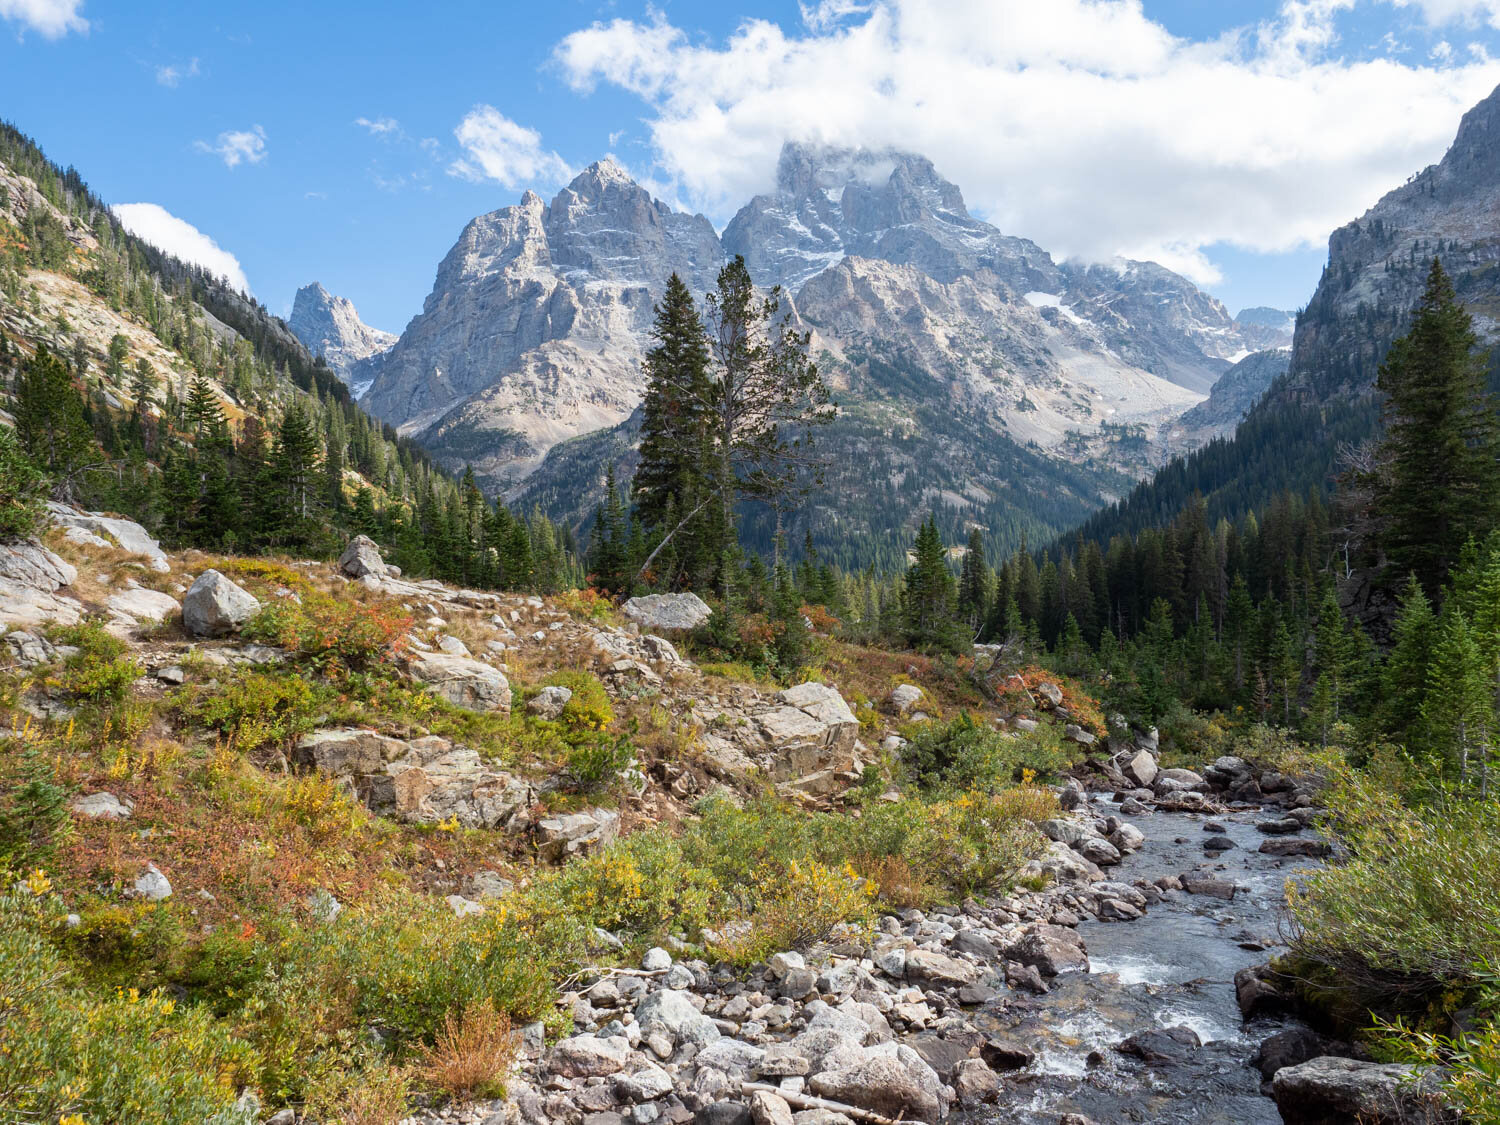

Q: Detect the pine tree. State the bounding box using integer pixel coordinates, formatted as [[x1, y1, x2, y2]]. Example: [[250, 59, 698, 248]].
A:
[[1377, 576, 1437, 746], [274, 402, 321, 523], [1424, 609, 1492, 785], [1374, 259, 1500, 596], [957, 528, 988, 633], [13, 344, 96, 500], [634, 273, 717, 585], [635, 257, 833, 588], [1308, 584, 1361, 745], [903, 518, 963, 652]]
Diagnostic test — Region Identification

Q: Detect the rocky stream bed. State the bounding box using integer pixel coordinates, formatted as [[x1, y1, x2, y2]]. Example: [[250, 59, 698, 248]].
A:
[[396, 751, 1423, 1125]]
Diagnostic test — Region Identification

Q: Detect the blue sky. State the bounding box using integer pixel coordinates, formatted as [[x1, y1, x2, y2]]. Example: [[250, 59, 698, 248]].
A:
[[3, 0, 1500, 333]]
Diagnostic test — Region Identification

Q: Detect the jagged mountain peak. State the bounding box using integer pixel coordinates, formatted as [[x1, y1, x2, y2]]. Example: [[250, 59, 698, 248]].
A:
[[287, 282, 395, 388]]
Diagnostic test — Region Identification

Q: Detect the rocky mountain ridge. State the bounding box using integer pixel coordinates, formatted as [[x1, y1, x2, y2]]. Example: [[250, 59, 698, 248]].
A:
[[353, 145, 1287, 518], [287, 281, 396, 391]]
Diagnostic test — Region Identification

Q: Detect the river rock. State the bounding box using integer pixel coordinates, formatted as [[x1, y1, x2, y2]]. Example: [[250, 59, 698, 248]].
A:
[[1235, 964, 1290, 1019], [1077, 836, 1121, 866], [1117, 1026, 1201, 1063], [1253, 1028, 1369, 1083], [637, 988, 720, 1048], [623, 592, 712, 631], [406, 650, 511, 711], [1257, 816, 1303, 835], [1007, 923, 1087, 976], [1271, 1056, 1447, 1125], [1180, 872, 1237, 899], [905, 948, 979, 987], [550, 1034, 632, 1077], [1109, 823, 1145, 852], [1122, 749, 1158, 787], [807, 1050, 946, 1121], [338, 534, 388, 578], [182, 569, 260, 637], [1260, 838, 1331, 857]]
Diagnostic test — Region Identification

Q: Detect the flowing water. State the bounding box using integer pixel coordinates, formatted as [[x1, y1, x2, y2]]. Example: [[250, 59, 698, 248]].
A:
[[978, 803, 1320, 1123]]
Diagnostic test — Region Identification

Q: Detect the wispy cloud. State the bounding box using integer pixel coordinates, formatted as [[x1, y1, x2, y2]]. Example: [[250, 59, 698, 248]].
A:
[[354, 115, 403, 138], [448, 105, 572, 188], [194, 125, 267, 169], [155, 57, 200, 87], [111, 202, 250, 294], [0, 0, 87, 39]]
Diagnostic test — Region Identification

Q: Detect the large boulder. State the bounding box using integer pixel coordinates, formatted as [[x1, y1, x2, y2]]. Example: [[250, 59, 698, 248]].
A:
[[623, 592, 712, 632], [536, 809, 621, 862], [105, 586, 180, 626], [0, 541, 83, 627], [182, 569, 260, 637], [905, 949, 979, 988], [1121, 749, 1158, 788], [300, 729, 532, 830], [635, 988, 721, 1048], [407, 651, 511, 712], [1006, 923, 1088, 976], [807, 1048, 947, 1121], [338, 535, 388, 578], [757, 683, 861, 783], [549, 1034, 632, 1078], [1271, 1057, 1448, 1125], [45, 504, 170, 572]]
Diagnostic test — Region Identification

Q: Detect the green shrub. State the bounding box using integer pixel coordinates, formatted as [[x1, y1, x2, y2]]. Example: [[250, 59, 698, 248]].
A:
[[542, 670, 614, 732], [175, 669, 323, 754], [51, 620, 141, 702], [1288, 770, 1500, 989], [242, 592, 411, 675], [564, 730, 635, 795], [0, 884, 256, 1125], [896, 711, 1080, 791], [0, 744, 71, 869], [0, 423, 47, 541]]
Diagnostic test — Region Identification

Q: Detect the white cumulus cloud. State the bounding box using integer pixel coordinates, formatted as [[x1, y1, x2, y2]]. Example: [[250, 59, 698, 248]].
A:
[[0, 0, 86, 38], [553, 0, 1500, 285], [448, 105, 572, 188], [194, 125, 267, 169], [111, 203, 251, 295]]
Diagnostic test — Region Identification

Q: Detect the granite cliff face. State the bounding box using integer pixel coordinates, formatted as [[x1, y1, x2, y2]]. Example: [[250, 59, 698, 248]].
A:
[[359, 144, 1287, 519], [1160, 348, 1291, 457], [287, 282, 395, 390], [358, 159, 723, 485], [1286, 82, 1500, 398]]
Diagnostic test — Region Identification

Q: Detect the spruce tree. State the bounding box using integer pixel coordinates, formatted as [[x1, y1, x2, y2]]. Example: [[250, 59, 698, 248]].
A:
[[903, 518, 963, 652], [634, 273, 716, 585], [1374, 259, 1500, 596], [274, 402, 321, 523], [1377, 576, 1437, 747], [13, 344, 96, 500], [957, 527, 988, 632], [1424, 609, 1492, 784]]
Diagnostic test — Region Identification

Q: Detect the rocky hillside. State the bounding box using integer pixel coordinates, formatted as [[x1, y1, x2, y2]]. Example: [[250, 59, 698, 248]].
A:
[[0, 499, 1343, 1125], [1285, 80, 1500, 400], [357, 145, 1286, 520], [287, 281, 395, 391], [1159, 348, 1291, 458], [1071, 80, 1500, 547]]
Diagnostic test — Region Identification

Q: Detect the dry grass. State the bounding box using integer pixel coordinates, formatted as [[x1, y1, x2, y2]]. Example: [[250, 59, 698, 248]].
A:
[[415, 998, 517, 1102]]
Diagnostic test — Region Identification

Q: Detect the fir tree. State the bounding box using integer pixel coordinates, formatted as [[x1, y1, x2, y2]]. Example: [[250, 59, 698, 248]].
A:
[[274, 402, 321, 523], [903, 518, 964, 653], [1424, 609, 1492, 785], [957, 527, 988, 633], [1374, 259, 1500, 596], [1377, 576, 1437, 747], [13, 344, 96, 500]]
